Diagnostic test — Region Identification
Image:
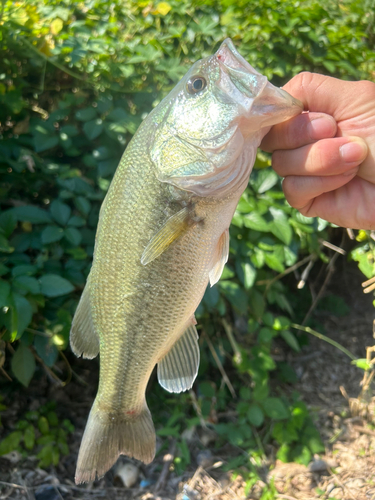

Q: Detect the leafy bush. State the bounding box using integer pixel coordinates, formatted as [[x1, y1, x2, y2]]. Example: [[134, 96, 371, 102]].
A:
[[0, 399, 74, 468], [1, 0, 374, 481]]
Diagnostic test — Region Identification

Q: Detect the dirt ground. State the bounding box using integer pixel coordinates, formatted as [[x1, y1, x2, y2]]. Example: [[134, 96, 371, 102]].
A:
[[0, 261, 375, 500]]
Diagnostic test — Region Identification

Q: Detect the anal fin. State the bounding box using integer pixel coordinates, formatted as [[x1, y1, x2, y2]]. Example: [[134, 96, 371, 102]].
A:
[[209, 228, 229, 286], [70, 280, 99, 359], [157, 323, 200, 393], [141, 207, 191, 265]]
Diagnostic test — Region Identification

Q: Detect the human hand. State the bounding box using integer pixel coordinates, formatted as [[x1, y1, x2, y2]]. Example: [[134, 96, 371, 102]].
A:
[[261, 72, 375, 229]]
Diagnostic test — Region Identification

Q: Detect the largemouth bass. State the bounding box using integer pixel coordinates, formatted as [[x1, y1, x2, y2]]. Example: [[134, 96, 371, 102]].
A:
[[70, 38, 302, 483]]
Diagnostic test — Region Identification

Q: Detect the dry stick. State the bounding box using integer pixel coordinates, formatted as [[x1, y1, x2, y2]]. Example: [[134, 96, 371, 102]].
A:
[[346, 228, 355, 240], [363, 282, 375, 294], [154, 440, 176, 493], [319, 239, 347, 255], [256, 254, 315, 288], [297, 258, 315, 289], [352, 425, 375, 437], [204, 333, 236, 398], [189, 389, 208, 429], [0, 366, 12, 382], [362, 276, 375, 288], [276, 495, 298, 500], [302, 250, 340, 326], [327, 468, 357, 500], [222, 319, 242, 364]]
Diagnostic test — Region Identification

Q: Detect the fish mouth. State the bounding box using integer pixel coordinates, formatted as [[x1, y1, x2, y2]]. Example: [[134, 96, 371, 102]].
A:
[[215, 38, 303, 127]]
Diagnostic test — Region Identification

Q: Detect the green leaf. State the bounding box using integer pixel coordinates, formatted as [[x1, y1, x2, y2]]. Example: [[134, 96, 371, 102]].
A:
[[0, 211, 17, 237], [12, 275, 40, 295], [64, 227, 82, 246], [0, 264, 9, 276], [262, 397, 289, 420], [83, 119, 103, 140], [243, 212, 269, 232], [11, 343, 36, 387], [351, 358, 372, 371], [75, 107, 97, 121], [280, 330, 300, 352], [11, 206, 51, 224], [67, 216, 85, 227], [74, 197, 91, 216], [247, 404, 264, 427], [269, 207, 292, 245], [243, 262, 256, 289], [0, 431, 23, 455], [34, 135, 59, 153], [50, 200, 71, 226], [0, 280, 10, 307], [199, 381, 215, 398], [34, 336, 58, 367], [38, 416, 50, 435], [0, 235, 13, 253], [24, 425, 35, 450], [13, 294, 33, 338], [12, 265, 37, 277], [256, 169, 279, 193], [41, 225, 64, 244], [39, 274, 74, 297]]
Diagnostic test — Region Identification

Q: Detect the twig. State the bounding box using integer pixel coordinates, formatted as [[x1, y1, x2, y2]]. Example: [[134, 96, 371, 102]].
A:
[[302, 250, 340, 325], [362, 276, 375, 288], [346, 228, 355, 240], [291, 324, 356, 360], [352, 425, 375, 437], [297, 259, 315, 289], [363, 282, 375, 294], [256, 254, 315, 288], [276, 495, 298, 500], [204, 333, 236, 398], [319, 239, 346, 255], [189, 389, 207, 429], [0, 366, 12, 382], [0, 481, 27, 490], [222, 319, 242, 364], [154, 440, 176, 493]]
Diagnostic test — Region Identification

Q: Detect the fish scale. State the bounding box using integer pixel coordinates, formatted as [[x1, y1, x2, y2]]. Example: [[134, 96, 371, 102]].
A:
[[70, 38, 303, 483]]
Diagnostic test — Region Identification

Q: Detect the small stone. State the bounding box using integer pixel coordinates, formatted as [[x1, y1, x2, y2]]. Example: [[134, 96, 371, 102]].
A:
[[345, 478, 364, 489], [181, 426, 196, 442], [308, 459, 337, 472], [34, 485, 61, 500], [328, 487, 342, 498], [196, 450, 213, 468], [114, 462, 139, 488]]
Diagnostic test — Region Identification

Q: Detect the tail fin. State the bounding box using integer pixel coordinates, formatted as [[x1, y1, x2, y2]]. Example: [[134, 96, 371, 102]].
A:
[[75, 401, 155, 484]]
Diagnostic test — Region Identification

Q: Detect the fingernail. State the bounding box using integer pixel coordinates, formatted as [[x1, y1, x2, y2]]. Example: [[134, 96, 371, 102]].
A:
[[340, 140, 368, 163], [308, 116, 336, 139]]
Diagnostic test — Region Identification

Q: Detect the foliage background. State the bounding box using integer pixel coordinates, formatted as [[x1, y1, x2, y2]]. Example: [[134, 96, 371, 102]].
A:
[[1, 0, 375, 481]]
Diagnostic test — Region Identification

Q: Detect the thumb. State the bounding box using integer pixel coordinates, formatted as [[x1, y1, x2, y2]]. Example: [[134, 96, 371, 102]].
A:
[[282, 72, 359, 118]]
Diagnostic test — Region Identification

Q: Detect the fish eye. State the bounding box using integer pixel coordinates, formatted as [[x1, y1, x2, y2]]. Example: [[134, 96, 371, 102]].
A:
[[186, 76, 207, 95]]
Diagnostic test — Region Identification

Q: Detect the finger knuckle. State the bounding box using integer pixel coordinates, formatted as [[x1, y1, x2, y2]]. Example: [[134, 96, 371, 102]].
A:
[[355, 80, 375, 101]]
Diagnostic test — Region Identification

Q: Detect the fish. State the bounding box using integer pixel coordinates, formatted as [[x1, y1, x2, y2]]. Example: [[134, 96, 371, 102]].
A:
[[70, 38, 302, 484]]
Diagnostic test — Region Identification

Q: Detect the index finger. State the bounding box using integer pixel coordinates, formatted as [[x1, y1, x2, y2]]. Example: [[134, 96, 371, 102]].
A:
[[260, 111, 337, 152]]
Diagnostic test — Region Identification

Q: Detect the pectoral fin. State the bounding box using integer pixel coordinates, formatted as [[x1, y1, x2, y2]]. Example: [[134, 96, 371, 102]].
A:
[[70, 280, 100, 359], [157, 323, 200, 393], [209, 228, 229, 286], [141, 207, 191, 265]]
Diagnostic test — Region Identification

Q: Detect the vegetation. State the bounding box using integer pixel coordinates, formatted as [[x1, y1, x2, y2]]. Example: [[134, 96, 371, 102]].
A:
[[0, 0, 374, 489]]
